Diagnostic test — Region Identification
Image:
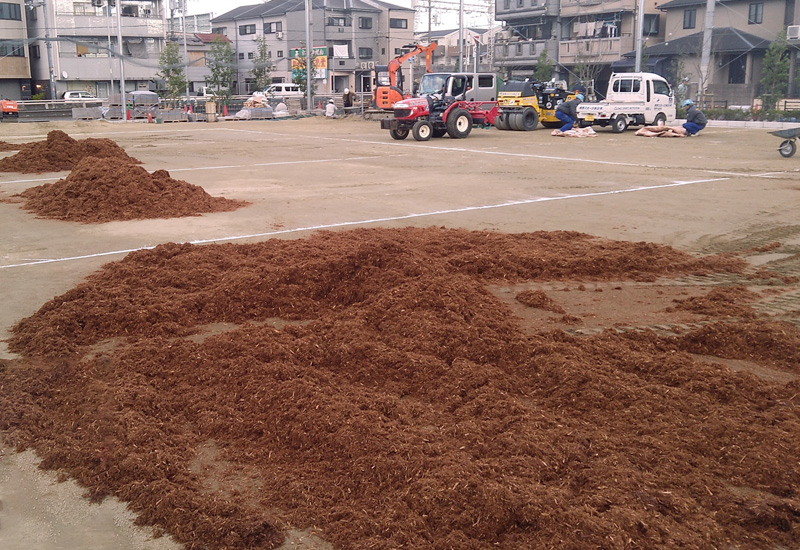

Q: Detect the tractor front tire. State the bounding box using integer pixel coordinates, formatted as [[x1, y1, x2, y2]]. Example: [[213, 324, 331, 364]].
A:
[[389, 127, 409, 140], [412, 120, 433, 141], [446, 108, 473, 139], [520, 107, 540, 131]]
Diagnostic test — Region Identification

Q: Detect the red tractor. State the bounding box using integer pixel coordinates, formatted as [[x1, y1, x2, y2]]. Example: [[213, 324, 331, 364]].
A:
[[380, 95, 497, 141]]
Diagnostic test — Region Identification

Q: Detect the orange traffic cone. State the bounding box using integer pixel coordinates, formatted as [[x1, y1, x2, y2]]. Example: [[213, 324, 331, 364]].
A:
[[147, 112, 153, 123], [126, 109, 132, 120], [318, 100, 322, 109], [223, 105, 228, 116]]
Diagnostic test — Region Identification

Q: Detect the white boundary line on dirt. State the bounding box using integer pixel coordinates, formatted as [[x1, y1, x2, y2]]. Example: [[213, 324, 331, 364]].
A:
[[0, 177, 729, 270]]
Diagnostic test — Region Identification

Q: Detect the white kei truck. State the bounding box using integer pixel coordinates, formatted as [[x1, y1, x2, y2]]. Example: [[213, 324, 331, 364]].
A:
[[576, 72, 676, 133]]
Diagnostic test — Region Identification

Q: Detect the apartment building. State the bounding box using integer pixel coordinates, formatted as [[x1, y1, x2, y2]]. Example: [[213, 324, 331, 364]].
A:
[[26, 0, 168, 98], [0, 1, 31, 99], [211, 0, 415, 95], [494, 0, 560, 80], [618, 0, 798, 106]]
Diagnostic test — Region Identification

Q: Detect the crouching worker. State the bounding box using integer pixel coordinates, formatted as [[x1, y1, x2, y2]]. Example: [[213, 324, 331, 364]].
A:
[[682, 99, 707, 136], [325, 98, 337, 118], [555, 93, 584, 132]]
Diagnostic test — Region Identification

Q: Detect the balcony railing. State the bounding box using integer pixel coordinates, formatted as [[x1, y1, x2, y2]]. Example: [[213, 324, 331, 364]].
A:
[[559, 0, 635, 16], [558, 37, 625, 64]]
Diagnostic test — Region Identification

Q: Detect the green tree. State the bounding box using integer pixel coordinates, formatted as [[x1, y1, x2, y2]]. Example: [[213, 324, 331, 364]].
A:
[[759, 31, 790, 109], [207, 36, 235, 100], [533, 49, 553, 83], [250, 36, 272, 91], [156, 41, 187, 100]]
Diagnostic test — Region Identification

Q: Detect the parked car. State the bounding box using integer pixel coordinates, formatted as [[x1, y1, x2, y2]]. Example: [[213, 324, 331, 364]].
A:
[[264, 83, 303, 98], [61, 91, 96, 101]]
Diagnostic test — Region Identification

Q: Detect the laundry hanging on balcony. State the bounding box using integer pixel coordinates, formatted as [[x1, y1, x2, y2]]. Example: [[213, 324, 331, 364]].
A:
[[124, 38, 148, 59]]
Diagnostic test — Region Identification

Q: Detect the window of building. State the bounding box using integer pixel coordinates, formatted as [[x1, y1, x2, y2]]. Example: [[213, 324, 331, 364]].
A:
[[211, 26, 226, 36], [389, 18, 408, 29], [728, 55, 746, 83], [517, 0, 524, 6], [748, 2, 763, 24], [358, 47, 372, 58], [515, 43, 522, 55], [327, 16, 350, 26], [683, 9, 696, 29], [248, 52, 254, 59], [238, 52, 245, 59], [0, 39, 24, 57], [239, 24, 256, 35], [503, 0, 510, 8], [0, 2, 21, 20], [264, 21, 282, 33], [359, 17, 372, 29], [31, 44, 40, 58], [643, 14, 659, 35], [394, 48, 402, 55], [277, 50, 284, 57]]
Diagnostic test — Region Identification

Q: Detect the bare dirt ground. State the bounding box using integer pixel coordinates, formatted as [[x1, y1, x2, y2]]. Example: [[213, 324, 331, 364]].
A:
[[0, 118, 799, 550]]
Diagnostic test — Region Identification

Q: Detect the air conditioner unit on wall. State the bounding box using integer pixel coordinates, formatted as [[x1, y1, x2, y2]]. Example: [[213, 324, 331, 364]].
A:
[[788, 25, 800, 40], [275, 31, 283, 40]]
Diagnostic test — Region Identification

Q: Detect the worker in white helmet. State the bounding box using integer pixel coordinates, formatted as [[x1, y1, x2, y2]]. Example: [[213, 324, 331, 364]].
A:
[[325, 98, 337, 118]]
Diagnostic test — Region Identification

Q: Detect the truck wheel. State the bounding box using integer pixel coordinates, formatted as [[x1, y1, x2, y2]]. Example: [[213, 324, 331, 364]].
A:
[[653, 113, 667, 126], [390, 127, 409, 140], [412, 120, 433, 141], [520, 107, 540, 131], [779, 139, 797, 158], [446, 108, 472, 139], [611, 115, 628, 133]]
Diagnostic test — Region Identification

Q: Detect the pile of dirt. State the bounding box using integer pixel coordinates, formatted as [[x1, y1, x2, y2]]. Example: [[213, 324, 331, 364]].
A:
[[2, 227, 799, 550], [15, 156, 248, 223], [0, 141, 25, 152], [0, 130, 140, 173], [515, 289, 566, 313]]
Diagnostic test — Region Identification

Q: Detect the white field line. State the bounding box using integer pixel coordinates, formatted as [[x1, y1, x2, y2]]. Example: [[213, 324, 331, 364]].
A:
[[0, 177, 728, 270]]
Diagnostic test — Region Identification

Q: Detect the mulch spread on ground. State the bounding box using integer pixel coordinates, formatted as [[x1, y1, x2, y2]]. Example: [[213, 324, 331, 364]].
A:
[[15, 156, 248, 223], [0, 130, 140, 173], [0, 140, 26, 152], [2, 227, 799, 550]]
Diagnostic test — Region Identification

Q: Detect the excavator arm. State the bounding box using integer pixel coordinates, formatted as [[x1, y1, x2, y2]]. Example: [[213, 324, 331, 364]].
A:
[[386, 42, 437, 87]]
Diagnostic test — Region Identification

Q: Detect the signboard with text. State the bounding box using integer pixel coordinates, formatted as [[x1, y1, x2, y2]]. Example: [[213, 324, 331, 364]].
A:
[[290, 47, 328, 80]]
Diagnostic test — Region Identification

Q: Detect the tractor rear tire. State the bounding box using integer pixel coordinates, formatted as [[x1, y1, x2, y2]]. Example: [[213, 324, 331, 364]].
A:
[[412, 120, 433, 141], [390, 127, 409, 140], [446, 108, 472, 139], [520, 107, 540, 131]]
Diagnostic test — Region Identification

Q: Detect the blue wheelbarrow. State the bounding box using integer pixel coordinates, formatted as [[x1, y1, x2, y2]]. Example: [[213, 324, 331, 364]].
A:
[[769, 127, 800, 158]]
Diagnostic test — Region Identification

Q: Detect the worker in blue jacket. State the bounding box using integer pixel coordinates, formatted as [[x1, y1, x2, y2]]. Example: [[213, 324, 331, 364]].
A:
[[555, 93, 584, 132], [682, 99, 707, 136]]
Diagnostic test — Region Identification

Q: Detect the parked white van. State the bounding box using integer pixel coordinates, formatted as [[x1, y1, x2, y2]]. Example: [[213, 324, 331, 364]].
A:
[[577, 72, 676, 132], [265, 83, 303, 98]]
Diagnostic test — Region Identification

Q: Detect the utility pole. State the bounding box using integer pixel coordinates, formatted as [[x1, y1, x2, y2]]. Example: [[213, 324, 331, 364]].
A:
[[458, 0, 463, 71], [698, 0, 715, 99], [634, 0, 645, 72], [25, 0, 57, 99], [115, 0, 126, 112], [305, 0, 312, 110], [181, 0, 190, 104]]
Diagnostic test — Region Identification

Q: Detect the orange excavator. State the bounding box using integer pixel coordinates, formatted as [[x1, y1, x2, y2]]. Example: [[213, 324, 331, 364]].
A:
[[373, 42, 437, 110]]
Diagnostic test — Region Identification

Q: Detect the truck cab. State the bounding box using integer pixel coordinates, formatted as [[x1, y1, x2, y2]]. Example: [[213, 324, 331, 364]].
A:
[[577, 72, 675, 132]]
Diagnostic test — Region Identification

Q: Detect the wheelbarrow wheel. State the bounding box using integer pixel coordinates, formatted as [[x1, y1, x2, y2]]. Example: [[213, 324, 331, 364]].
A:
[[779, 139, 797, 158]]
